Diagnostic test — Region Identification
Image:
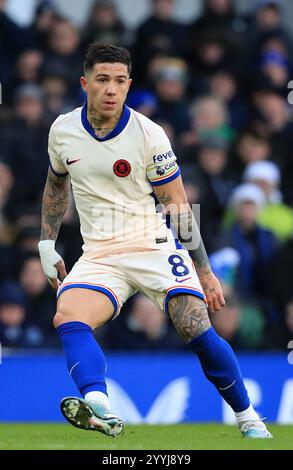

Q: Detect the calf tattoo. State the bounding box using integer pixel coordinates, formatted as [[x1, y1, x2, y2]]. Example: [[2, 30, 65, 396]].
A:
[[168, 295, 211, 342]]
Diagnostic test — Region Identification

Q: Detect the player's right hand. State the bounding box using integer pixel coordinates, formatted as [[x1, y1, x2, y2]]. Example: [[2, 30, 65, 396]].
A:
[[38, 240, 68, 290]]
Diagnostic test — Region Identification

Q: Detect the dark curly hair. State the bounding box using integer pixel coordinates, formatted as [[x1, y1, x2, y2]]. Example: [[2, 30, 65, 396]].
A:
[[84, 42, 132, 76]]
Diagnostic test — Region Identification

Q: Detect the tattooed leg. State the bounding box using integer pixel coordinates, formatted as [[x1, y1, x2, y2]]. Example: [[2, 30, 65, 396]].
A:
[[168, 294, 211, 343], [168, 294, 250, 413]]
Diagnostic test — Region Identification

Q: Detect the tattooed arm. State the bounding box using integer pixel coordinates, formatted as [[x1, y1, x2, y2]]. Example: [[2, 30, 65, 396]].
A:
[[39, 168, 70, 289], [154, 175, 225, 312], [40, 168, 70, 240]]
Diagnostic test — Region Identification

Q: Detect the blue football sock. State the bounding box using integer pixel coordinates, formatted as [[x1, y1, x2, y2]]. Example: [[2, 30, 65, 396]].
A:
[[188, 327, 250, 412], [57, 321, 107, 397]]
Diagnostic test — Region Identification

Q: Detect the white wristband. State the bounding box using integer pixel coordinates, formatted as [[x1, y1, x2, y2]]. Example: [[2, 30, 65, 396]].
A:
[[38, 240, 62, 279]]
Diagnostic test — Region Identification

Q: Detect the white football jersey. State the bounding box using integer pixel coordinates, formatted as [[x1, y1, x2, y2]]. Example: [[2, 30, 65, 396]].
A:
[[48, 104, 182, 260]]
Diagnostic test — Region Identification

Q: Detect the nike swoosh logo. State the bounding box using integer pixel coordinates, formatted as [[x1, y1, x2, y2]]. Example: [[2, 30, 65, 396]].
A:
[[69, 361, 80, 375], [175, 276, 192, 283], [66, 158, 81, 165], [219, 380, 236, 391]]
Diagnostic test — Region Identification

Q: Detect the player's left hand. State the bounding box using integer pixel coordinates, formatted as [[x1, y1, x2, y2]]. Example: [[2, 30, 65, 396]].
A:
[[198, 271, 225, 312]]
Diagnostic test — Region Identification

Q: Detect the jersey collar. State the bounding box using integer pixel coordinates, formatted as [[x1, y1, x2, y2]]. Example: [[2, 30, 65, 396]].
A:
[[81, 101, 131, 142]]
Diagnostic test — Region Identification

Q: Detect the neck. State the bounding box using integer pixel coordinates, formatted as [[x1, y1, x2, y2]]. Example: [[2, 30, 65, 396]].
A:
[[87, 103, 123, 139]]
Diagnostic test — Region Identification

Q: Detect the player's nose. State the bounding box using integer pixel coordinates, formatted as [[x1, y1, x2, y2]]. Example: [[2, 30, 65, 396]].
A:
[[105, 81, 117, 95]]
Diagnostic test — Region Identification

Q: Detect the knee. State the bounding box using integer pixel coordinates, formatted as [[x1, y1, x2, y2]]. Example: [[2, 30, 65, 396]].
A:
[[168, 294, 211, 343], [53, 301, 74, 329], [53, 310, 69, 329]]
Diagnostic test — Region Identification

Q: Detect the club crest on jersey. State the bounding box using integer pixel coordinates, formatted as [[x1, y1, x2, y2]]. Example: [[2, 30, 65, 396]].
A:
[[113, 159, 131, 177]]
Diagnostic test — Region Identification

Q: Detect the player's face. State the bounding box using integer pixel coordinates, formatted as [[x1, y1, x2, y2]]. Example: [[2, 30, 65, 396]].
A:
[[81, 63, 132, 118]]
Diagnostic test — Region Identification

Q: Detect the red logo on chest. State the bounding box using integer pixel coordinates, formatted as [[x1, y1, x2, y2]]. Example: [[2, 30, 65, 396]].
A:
[[113, 159, 131, 177]]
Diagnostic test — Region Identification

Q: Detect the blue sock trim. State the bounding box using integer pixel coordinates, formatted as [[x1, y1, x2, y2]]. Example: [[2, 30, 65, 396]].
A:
[[56, 321, 92, 335], [57, 284, 119, 316], [164, 288, 205, 315]]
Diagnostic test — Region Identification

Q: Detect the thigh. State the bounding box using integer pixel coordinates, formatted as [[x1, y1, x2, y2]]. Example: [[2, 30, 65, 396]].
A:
[[56, 288, 115, 329], [56, 257, 136, 327], [120, 249, 206, 313]]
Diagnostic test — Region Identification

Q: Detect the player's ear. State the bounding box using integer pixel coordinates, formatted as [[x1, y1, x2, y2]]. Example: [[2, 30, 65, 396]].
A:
[[80, 76, 88, 93], [128, 78, 133, 91]]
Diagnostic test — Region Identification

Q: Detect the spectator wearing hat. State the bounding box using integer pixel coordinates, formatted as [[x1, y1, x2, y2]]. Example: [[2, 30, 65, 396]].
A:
[[243, 161, 293, 241], [150, 57, 191, 137], [221, 183, 277, 302]]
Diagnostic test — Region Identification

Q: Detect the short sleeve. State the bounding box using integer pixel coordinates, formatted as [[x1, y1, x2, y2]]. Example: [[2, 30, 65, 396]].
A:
[[146, 126, 180, 186], [48, 124, 68, 177]]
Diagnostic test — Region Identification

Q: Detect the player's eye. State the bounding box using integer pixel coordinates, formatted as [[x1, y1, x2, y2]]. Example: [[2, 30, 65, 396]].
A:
[[97, 78, 106, 83]]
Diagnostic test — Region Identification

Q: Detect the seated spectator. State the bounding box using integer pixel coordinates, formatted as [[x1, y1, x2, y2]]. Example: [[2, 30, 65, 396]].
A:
[[209, 247, 266, 349], [19, 255, 57, 346], [42, 19, 82, 97], [0, 280, 49, 348], [103, 294, 185, 351], [29, 0, 61, 52], [132, 0, 188, 86], [0, 0, 34, 87], [182, 95, 234, 152], [243, 161, 293, 241], [82, 0, 126, 48], [208, 71, 248, 131], [231, 128, 272, 180], [0, 83, 49, 220], [221, 183, 277, 301], [6, 49, 44, 104], [150, 57, 191, 136], [185, 137, 235, 253]]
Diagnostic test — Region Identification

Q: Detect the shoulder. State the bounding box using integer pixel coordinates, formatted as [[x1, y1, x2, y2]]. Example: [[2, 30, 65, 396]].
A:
[[50, 107, 82, 134], [131, 109, 167, 141]]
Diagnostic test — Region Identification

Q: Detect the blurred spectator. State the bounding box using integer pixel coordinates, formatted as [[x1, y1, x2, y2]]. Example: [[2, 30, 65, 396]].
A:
[[103, 294, 185, 351], [0, 0, 34, 88], [29, 0, 61, 52], [0, 162, 14, 242], [0, 84, 49, 220], [19, 255, 57, 346], [243, 161, 293, 241], [150, 57, 191, 136], [251, 0, 292, 55], [232, 128, 272, 180], [181, 95, 234, 153], [132, 0, 188, 86], [42, 19, 82, 98], [82, 0, 126, 48], [184, 137, 234, 253], [209, 71, 248, 131], [222, 183, 277, 301], [41, 72, 77, 121], [126, 89, 158, 118], [210, 292, 265, 350], [0, 281, 27, 347], [6, 49, 44, 104]]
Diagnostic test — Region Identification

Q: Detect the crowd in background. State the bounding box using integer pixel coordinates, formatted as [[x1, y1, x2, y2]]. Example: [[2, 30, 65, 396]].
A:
[[0, 0, 293, 351]]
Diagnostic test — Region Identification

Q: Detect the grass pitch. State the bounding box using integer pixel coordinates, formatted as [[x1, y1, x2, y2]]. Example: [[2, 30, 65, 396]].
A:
[[0, 423, 292, 450]]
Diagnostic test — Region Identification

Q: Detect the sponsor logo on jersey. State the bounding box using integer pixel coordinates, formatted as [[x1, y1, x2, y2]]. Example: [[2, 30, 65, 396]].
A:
[[156, 167, 165, 176], [113, 159, 131, 177], [153, 150, 174, 164], [66, 158, 81, 165]]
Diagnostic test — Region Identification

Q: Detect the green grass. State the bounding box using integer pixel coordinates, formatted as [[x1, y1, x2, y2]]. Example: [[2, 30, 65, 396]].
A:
[[0, 424, 292, 450]]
